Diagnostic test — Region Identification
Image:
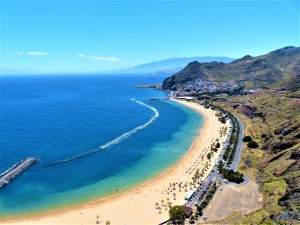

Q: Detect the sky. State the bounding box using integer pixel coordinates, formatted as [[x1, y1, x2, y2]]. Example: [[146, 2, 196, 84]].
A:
[[1, 0, 299, 74]]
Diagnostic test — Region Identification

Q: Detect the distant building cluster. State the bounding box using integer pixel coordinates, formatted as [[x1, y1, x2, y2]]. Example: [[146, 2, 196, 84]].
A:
[[241, 88, 260, 94], [176, 79, 239, 96]]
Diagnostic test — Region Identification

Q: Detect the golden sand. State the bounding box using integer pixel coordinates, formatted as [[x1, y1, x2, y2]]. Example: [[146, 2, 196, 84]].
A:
[[2, 100, 230, 225]]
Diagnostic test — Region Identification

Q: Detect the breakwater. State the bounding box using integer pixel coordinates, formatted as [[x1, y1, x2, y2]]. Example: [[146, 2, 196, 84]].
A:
[[133, 84, 162, 90], [0, 157, 38, 188]]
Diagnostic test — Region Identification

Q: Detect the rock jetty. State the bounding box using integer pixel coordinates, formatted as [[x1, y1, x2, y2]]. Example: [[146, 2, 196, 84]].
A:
[[0, 157, 38, 188]]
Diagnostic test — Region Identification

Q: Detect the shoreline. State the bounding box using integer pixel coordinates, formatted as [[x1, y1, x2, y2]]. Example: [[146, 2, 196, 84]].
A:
[[1, 99, 229, 225], [0, 99, 202, 222]]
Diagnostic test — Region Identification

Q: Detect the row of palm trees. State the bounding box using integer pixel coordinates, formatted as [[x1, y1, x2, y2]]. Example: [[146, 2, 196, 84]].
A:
[[96, 215, 110, 225], [155, 196, 175, 214], [154, 137, 223, 216], [207, 139, 221, 160], [167, 181, 198, 192], [219, 126, 228, 138], [192, 155, 214, 186]]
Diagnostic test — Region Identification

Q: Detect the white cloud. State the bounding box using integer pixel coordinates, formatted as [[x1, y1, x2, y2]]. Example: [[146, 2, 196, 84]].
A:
[[91, 56, 121, 62], [77, 53, 121, 62], [77, 53, 88, 58], [13, 51, 23, 55], [27, 51, 48, 56]]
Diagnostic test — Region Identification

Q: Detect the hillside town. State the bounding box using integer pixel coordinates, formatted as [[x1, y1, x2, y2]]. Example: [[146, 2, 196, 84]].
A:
[[175, 79, 241, 96]]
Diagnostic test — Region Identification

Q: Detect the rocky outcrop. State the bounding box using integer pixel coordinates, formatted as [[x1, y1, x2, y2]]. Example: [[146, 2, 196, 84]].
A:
[[290, 150, 300, 160]]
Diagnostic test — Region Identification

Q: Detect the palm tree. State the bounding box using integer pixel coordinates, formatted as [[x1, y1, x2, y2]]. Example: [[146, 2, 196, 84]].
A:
[[158, 206, 162, 214], [195, 170, 200, 182], [96, 215, 100, 224], [192, 176, 195, 184], [190, 215, 195, 224], [200, 171, 204, 181], [155, 202, 159, 209], [106, 221, 111, 225], [184, 183, 188, 192], [161, 199, 164, 206], [166, 197, 170, 203], [173, 193, 176, 200]]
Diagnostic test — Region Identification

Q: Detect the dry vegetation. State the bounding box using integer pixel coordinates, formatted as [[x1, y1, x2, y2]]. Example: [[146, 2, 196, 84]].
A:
[[210, 90, 300, 224]]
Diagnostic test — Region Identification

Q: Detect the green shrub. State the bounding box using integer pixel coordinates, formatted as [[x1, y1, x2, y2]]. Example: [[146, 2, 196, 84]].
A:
[[219, 116, 226, 124], [247, 140, 259, 148], [222, 169, 244, 183], [197, 206, 203, 213], [169, 205, 186, 222], [261, 134, 267, 139], [201, 199, 208, 207], [243, 136, 253, 142], [207, 152, 212, 160]]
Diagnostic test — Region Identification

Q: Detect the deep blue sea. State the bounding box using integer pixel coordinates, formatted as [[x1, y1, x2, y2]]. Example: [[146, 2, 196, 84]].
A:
[[0, 74, 203, 218]]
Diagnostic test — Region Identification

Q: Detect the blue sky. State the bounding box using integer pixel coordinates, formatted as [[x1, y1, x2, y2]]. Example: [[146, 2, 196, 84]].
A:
[[1, 0, 299, 74]]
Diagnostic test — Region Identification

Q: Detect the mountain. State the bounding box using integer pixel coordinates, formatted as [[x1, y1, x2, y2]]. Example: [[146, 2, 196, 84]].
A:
[[162, 46, 300, 224], [162, 46, 300, 90], [121, 56, 236, 74], [214, 89, 300, 224]]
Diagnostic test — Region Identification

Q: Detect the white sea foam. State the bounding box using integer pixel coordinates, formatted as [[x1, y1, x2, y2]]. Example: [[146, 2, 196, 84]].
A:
[[45, 99, 159, 167], [172, 149, 182, 152]]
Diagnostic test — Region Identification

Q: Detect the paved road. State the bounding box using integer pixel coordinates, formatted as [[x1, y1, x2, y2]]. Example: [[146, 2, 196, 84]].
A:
[[231, 116, 244, 170], [185, 109, 245, 208]]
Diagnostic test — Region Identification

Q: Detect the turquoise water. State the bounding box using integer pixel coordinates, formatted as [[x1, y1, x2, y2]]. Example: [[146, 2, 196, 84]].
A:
[[0, 74, 203, 218]]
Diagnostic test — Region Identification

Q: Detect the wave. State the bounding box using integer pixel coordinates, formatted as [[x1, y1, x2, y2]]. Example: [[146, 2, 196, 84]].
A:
[[44, 99, 159, 167]]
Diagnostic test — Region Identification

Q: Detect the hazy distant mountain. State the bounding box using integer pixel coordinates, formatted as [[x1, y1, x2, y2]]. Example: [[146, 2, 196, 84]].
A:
[[121, 56, 236, 74], [162, 46, 300, 90]]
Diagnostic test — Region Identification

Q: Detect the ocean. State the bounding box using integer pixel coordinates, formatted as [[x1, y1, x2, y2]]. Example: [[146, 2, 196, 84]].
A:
[[0, 74, 203, 218]]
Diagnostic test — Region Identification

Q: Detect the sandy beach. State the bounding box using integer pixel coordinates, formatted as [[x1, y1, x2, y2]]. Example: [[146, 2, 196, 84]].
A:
[[1, 100, 230, 225]]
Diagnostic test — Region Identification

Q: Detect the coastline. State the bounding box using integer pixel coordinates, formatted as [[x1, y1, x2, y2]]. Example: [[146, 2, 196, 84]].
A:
[[1, 99, 229, 225]]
